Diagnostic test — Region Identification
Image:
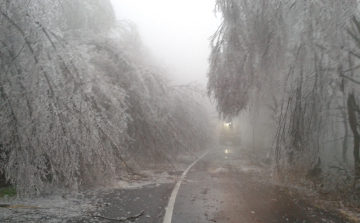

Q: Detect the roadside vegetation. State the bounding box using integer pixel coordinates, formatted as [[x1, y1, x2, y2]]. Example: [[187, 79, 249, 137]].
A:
[[0, 187, 16, 198], [0, 1, 213, 197], [208, 0, 360, 219]]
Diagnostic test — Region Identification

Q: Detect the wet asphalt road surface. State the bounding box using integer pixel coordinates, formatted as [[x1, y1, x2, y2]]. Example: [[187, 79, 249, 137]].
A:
[[96, 183, 174, 223], [171, 146, 342, 223], [1, 147, 346, 223], [67, 146, 345, 223]]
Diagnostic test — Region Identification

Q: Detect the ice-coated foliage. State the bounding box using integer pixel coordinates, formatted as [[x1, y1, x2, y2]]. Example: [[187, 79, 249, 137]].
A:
[[0, 0, 129, 196], [208, 0, 360, 180], [208, 0, 288, 117], [0, 0, 212, 196]]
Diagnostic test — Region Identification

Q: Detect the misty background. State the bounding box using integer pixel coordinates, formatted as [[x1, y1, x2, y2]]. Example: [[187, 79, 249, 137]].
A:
[[110, 0, 220, 85], [3, 3, 360, 219]]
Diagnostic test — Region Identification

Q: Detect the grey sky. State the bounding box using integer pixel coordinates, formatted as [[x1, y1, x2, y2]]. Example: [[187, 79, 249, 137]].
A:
[[109, 0, 220, 86]]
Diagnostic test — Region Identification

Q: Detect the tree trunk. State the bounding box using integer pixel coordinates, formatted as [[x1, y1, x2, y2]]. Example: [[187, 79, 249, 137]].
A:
[[342, 114, 349, 163], [347, 93, 360, 181], [342, 97, 349, 163]]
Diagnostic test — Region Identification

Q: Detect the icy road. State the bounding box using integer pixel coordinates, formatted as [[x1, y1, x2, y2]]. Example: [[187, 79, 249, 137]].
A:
[[166, 147, 342, 223], [3, 147, 345, 222]]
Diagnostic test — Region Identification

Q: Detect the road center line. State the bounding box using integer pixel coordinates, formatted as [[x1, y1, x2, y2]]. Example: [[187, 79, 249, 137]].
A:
[[163, 150, 211, 223]]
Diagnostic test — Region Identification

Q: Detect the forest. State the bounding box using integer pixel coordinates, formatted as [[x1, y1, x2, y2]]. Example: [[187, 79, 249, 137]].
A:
[[3, 0, 360, 216], [208, 0, 360, 204], [0, 0, 213, 196]]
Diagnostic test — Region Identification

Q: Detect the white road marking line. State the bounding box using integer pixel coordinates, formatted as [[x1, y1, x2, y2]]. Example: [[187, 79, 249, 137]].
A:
[[163, 150, 211, 223]]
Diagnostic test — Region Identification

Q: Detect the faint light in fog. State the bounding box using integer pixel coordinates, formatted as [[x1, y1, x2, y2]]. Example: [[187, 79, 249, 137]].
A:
[[225, 149, 229, 154]]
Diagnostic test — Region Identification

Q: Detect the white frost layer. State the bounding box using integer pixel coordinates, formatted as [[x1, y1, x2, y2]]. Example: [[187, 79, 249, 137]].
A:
[[0, 169, 184, 222], [0, 192, 97, 222]]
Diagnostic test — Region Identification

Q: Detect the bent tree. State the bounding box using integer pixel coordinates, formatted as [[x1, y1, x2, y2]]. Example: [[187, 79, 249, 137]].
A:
[[208, 0, 360, 187], [0, 1, 213, 196]]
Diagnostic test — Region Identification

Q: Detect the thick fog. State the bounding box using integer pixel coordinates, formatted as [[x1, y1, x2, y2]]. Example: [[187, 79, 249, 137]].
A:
[[109, 0, 220, 86]]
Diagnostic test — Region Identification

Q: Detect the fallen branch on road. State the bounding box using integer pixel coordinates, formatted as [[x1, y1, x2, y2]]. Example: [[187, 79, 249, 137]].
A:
[[0, 204, 41, 209], [91, 210, 144, 222]]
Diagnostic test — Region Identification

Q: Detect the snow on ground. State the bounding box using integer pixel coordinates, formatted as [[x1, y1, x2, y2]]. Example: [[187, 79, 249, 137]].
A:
[[0, 152, 200, 222], [0, 190, 96, 222], [0, 171, 179, 222]]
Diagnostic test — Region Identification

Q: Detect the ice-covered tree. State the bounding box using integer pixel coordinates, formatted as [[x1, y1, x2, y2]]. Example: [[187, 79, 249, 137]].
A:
[[0, 0, 131, 195], [208, 0, 359, 185], [0, 0, 213, 196]]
